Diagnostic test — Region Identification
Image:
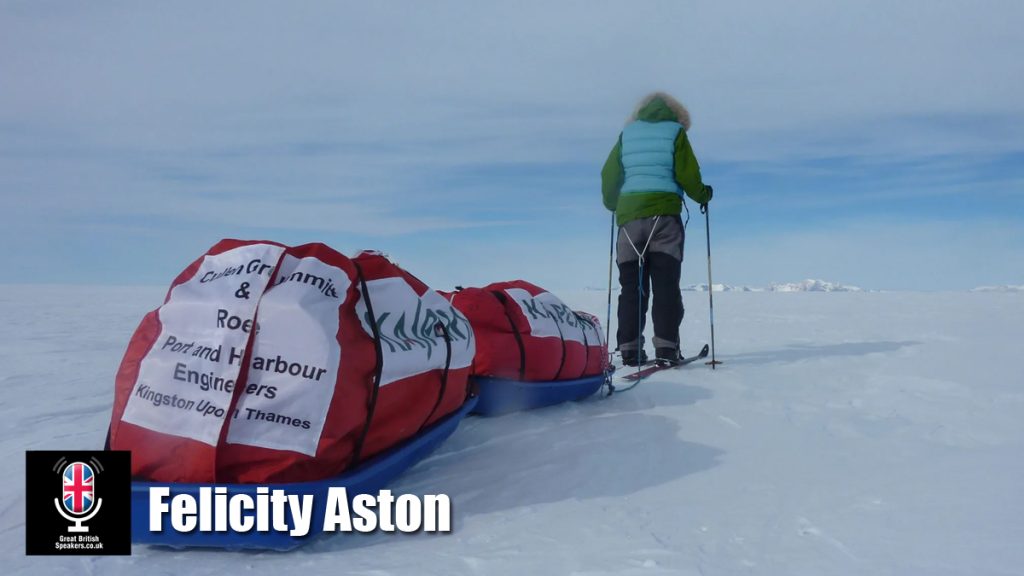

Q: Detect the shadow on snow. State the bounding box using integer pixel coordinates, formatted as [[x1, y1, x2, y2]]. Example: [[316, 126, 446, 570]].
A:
[[724, 340, 920, 366], [308, 383, 720, 553]]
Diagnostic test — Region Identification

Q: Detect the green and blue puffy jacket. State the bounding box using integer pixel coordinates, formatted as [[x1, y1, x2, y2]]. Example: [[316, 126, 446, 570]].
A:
[[601, 96, 710, 226]]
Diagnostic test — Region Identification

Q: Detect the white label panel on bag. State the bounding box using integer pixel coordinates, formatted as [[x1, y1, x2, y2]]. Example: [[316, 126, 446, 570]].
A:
[[357, 277, 474, 386], [576, 312, 606, 347], [225, 254, 350, 456], [121, 243, 285, 446], [535, 291, 587, 344], [504, 288, 587, 344]]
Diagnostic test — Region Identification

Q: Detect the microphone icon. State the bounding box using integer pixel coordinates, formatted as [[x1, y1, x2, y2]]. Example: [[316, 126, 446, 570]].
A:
[[54, 461, 103, 533]]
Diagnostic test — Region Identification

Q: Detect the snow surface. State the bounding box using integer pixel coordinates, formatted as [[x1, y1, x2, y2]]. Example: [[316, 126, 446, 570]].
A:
[[3, 285, 1023, 575]]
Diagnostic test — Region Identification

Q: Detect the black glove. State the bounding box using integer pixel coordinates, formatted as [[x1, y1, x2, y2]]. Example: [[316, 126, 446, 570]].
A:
[[700, 185, 713, 213]]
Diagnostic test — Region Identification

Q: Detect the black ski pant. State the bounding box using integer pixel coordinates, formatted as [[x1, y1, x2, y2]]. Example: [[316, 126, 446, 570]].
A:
[[616, 251, 684, 353]]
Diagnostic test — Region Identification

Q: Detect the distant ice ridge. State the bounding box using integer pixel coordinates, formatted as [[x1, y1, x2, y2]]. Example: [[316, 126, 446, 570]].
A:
[[681, 283, 764, 292], [769, 279, 865, 292], [682, 279, 865, 292], [971, 285, 1024, 293]]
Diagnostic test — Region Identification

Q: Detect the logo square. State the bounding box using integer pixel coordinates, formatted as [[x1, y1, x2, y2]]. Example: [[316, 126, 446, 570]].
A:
[[25, 451, 131, 555]]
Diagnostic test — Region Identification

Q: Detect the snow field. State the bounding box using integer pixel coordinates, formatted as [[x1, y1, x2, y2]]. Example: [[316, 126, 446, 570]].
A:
[[2, 286, 1022, 575]]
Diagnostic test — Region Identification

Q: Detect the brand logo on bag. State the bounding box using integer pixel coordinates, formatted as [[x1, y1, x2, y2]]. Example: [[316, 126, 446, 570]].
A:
[[519, 297, 582, 329], [574, 313, 597, 330], [357, 278, 475, 386], [573, 312, 605, 345], [504, 289, 586, 342], [365, 299, 472, 358]]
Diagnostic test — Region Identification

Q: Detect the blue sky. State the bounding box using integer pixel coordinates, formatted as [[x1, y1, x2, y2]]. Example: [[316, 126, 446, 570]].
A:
[[2, 1, 1022, 291]]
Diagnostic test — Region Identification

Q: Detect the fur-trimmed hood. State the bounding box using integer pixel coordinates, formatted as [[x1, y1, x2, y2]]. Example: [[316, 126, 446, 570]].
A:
[[630, 92, 691, 131]]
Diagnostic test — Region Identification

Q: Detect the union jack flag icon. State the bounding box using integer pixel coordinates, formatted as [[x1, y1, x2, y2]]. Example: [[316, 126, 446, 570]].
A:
[[62, 462, 94, 515]]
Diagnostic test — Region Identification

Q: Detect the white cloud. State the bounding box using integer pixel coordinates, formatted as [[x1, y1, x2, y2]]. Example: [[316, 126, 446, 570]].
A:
[[1, 1, 1022, 288], [4, 1, 1022, 160]]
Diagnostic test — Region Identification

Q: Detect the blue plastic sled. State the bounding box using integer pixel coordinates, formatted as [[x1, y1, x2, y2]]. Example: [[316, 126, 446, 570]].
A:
[[470, 373, 605, 416], [131, 396, 477, 551]]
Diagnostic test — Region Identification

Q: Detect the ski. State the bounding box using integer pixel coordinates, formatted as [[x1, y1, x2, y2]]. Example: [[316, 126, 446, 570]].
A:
[[618, 344, 710, 382]]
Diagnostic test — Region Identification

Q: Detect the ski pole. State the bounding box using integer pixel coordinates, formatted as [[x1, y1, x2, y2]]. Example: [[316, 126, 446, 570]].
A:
[[605, 212, 614, 367], [604, 212, 616, 395], [636, 255, 643, 380], [702, 204, 723, 368]]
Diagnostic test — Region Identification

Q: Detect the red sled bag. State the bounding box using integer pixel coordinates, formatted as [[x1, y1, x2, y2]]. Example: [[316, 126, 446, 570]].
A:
[[215, 243, 375, 483], [109, 242, 474, 484], [108, 239, 288, 482], [351, 251, 475, 462], [445, 281, 607, 382], [438, 287, 521, 380], [574, 310, 610, 377]]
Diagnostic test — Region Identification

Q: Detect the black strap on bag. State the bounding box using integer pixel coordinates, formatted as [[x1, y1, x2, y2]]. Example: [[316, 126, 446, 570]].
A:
[[449, 288, 477, 400], [491, 290, 526, 381], [350, 261, 384, 468], [417, 321, 452, 433], [549, 310, 568, 381], [576, 312, 591, 379]]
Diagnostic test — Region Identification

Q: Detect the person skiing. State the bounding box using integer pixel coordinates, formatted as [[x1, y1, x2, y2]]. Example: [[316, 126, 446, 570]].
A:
[[601, 92, 712, 366]]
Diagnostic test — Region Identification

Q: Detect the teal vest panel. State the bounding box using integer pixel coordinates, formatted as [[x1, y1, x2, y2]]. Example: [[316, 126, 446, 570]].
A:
[[620, 121, 683, 196]]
